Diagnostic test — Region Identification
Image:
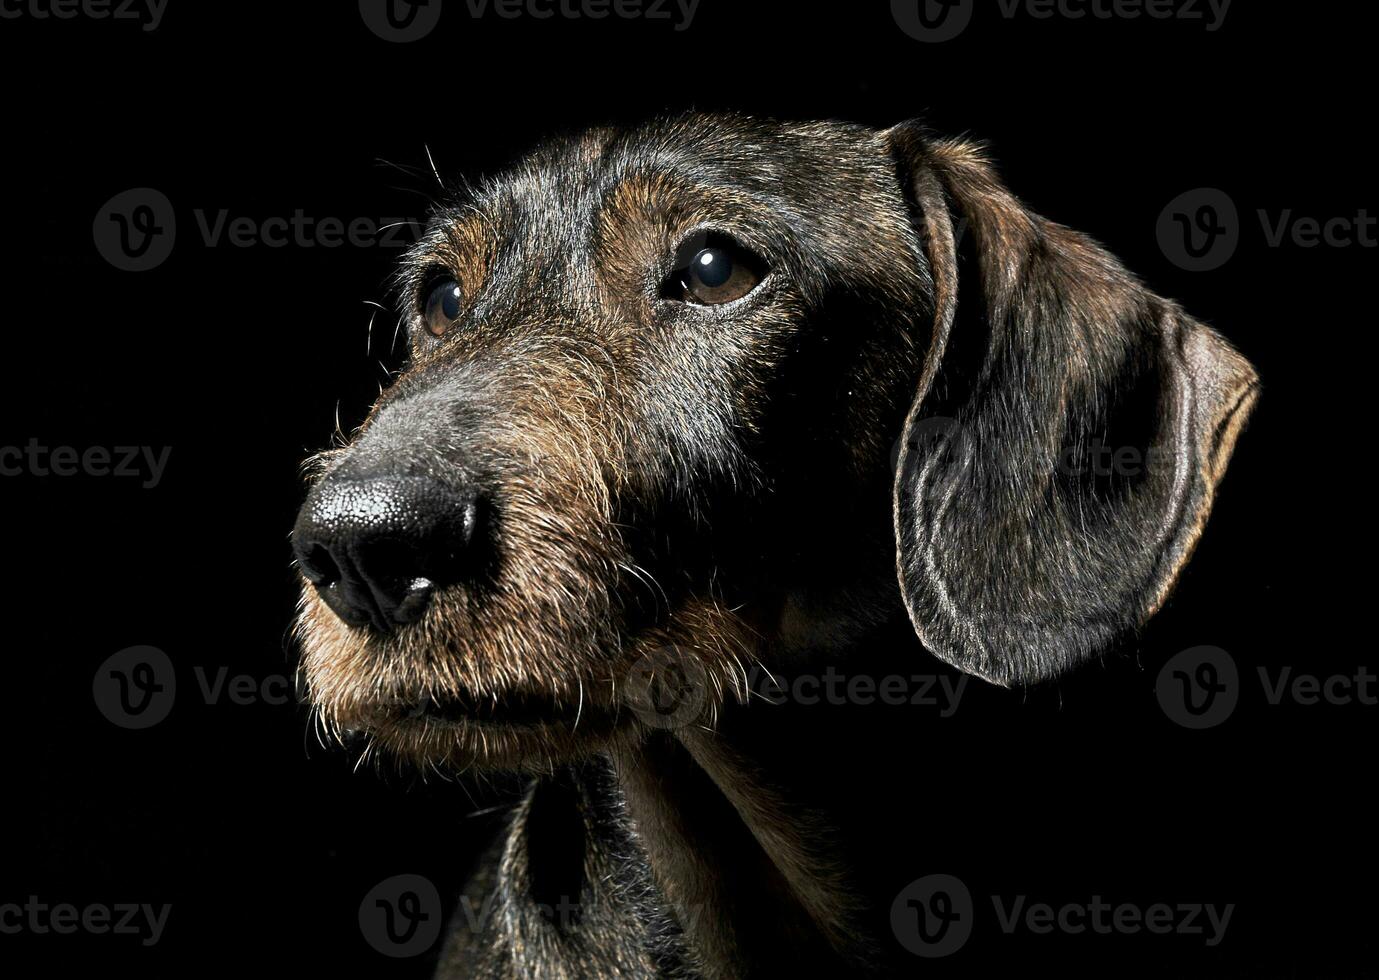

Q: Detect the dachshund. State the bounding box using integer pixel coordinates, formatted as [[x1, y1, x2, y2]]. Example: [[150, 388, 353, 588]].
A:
[[291, 113, 1258, 977]]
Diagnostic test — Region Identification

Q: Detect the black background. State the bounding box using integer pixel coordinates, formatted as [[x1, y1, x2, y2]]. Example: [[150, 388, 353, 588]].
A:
[[4, 2, 1374, 977]]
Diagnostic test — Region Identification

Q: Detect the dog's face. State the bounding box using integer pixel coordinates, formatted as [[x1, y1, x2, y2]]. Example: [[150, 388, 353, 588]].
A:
[[292, 114, 1257, 770]]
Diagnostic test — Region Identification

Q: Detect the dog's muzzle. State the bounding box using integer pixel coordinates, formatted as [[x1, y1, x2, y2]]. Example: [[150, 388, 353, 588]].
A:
[[292, 475, 483, 633]]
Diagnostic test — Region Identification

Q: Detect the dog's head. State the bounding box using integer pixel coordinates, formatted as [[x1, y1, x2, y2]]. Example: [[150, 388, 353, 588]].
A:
[[292, 114, 1257, 769]]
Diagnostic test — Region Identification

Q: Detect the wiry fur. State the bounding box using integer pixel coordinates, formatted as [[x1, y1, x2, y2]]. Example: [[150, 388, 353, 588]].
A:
[[891, 128, 1260, 686], [291, 113, 1258, 977], [436, 759, 698, 978]]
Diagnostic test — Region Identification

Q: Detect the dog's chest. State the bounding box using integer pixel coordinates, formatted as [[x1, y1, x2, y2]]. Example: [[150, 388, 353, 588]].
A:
[[434, 760, 697, 980]]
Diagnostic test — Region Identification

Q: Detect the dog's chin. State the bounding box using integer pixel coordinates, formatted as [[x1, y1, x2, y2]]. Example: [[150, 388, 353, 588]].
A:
[[345, 698, 629, 772], [309, 673, 635, 771], [295, 580, 755, 771], [295, 589, 639, 771], [307, 687, 635, 772]]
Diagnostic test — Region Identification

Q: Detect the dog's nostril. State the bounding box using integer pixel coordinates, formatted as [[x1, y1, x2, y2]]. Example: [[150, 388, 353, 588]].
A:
[[394, 577, 437, 625], [296, 543, 339, 586], [291, 476, 485, 633]]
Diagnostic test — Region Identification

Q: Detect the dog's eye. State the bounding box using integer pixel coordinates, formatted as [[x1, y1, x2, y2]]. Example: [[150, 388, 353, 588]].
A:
[[423, 280, 463, 337], [667, 237, 764, 306]]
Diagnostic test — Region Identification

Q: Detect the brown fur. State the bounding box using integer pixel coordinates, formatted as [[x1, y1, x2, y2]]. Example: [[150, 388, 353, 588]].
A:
[[292, 114, 1257, 976]]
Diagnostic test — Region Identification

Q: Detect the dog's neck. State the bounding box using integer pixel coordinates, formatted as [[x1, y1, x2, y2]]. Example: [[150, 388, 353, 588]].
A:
[[606, 598, 911, 976], [564, 500, 910, 974], [610, 727, 873, 978]]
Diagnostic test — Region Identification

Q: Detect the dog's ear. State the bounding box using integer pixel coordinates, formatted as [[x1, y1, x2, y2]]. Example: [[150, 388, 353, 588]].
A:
[[886, 122, 1259, 687]]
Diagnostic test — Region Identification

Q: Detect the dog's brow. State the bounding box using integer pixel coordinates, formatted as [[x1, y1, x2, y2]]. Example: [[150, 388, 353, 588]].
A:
[[594, 165, 799, 252]]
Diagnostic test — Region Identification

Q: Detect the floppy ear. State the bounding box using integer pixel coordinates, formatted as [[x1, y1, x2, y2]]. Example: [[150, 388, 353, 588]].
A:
[[888, 123, 1259, 687]]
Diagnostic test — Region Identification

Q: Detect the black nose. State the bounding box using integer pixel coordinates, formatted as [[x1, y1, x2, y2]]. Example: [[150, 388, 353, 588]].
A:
[[292, 476, 483, 632]]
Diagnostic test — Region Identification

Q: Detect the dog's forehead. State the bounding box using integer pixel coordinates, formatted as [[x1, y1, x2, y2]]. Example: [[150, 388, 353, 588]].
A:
[[399, 115, 918, 323], [453, 115, 895, 246], [601, 114, 887, 192]]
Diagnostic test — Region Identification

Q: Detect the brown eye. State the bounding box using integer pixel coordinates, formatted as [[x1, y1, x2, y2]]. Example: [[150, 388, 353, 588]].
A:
[[423, 280, 463, 337], [668, 237, 764, 305]]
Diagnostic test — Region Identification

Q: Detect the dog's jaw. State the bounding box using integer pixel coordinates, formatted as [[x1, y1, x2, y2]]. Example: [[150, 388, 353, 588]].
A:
[[294, 578, 761, 771], [293, 582, 631, 771]]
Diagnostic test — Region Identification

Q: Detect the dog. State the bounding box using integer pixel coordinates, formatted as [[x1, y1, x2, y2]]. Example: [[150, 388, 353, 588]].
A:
[[290, 113, 1258, 977]]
